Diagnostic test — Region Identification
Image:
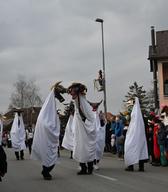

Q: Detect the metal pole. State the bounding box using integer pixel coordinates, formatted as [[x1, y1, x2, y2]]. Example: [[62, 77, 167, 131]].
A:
[[96, 18, 107, 115], [151, 26, 159, 109]]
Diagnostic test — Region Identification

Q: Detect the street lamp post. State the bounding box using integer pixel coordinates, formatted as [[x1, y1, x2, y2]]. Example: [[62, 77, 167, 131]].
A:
[[95, 18, 107, 115]]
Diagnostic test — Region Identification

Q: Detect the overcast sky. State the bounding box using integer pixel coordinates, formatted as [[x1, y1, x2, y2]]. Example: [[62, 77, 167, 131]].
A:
[[0, 0, 168, 114]]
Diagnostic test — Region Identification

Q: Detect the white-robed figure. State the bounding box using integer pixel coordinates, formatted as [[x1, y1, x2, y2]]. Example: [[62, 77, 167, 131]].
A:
[[68, 83, 96, 175], [62, 115, 74, 151], [88, 101, 106, 170], [31, 82, 67, 180], [10, 110, 26, 160], [62, 101, 75, 159], [31, 90, 59, 180], [124, 97, 148, 171], [0, 117, 3, 145]]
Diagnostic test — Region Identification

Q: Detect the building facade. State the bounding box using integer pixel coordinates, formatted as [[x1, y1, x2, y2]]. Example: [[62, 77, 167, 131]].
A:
[[149, 28, 168, 108]]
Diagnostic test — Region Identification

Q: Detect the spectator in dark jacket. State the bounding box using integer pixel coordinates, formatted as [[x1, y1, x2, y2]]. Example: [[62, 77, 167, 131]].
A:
[[114, 115, 124, 158], [0, 145, 7, 182], [158, 122, 168, 166]]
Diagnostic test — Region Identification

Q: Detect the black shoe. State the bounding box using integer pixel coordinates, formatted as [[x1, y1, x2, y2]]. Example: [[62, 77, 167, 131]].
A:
[[138, 168, 144, 172], [87, 168, 93, 175], [43, 175, 52, 180], [0, 177, 2, 182], [77, 170, 87, 175], [125, 167, 134, 172], [41, 171, 52, 180]]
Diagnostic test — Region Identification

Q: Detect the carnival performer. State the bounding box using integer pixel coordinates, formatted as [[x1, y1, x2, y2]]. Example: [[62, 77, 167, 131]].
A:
[[124, 97, 148, 171], [62, 101, 75, 158], [10, 109, 26, 160], [88, 101, 106, 170], [31, 82, 66, 180], [68, 83, 96, 175]]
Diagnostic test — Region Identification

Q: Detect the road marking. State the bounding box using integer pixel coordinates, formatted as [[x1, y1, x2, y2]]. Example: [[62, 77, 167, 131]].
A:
[[94, 173, 118, 182]]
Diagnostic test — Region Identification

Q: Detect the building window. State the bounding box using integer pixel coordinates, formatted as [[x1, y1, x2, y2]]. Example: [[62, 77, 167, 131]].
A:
[[164, 79, 168, 96]]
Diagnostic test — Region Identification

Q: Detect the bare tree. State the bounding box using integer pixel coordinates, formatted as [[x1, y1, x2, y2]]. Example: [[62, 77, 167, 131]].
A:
[[9, 75, 42, 109]]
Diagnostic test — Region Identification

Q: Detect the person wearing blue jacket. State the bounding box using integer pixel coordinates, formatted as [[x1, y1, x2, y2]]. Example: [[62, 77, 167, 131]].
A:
[[114, 115, 124, 158]]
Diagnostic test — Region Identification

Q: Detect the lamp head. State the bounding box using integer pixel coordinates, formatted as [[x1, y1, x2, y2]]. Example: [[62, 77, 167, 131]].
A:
[[95, 18, 104, 23]]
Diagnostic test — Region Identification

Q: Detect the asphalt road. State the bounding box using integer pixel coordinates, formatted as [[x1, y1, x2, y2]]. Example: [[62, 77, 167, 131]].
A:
[[1, 148, 168, 192]]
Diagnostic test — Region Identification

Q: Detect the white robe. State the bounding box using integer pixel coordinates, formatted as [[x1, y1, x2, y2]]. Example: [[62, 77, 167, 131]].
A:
[[94, 111, 105, 160], [31, 90, 60, 167], [0, 119, 3, 145], [124, 97, 148, 166], [73, 95, 96, 163], [10, 113, 26, 151], [62, 115, 74, 151]]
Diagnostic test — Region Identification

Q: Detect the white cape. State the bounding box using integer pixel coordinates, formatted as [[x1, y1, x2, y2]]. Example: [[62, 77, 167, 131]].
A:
[[124, 97, 148, 166], [94, 111, 105, 160], [10, 113, 26, 151], [31, 90, 60, 167], [73, 95, 96, 163], [62, 115, 74, 151], [0, 119, 3, 145]]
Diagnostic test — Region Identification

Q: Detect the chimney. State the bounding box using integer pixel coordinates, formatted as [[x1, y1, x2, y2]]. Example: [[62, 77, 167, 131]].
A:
[[151, 26, 156, 56]]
